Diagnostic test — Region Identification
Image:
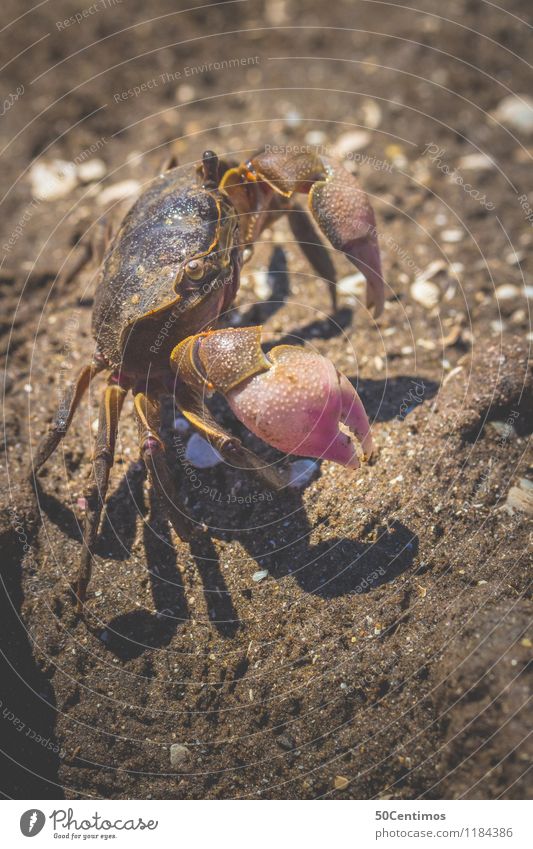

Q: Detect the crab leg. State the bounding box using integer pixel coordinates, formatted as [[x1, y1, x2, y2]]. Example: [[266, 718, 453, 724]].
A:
[[76, 380, 127, 613], [221, 149, 386, 316], [171, 327, 373, 471], [133, 392, 194, 542], [30, 359, 106, 477]]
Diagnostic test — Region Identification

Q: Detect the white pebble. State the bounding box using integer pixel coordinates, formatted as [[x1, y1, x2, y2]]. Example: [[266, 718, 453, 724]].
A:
[[441, 229, 464, 243], [97, 179, 140, 206], [410, 279, 440, 309], [185, 433, 222, 468], [495, 284, 520, 300], [288, 459, 319, 488], [332, 131, 371, 158], [284, 109, 302, 129], [457, 153, 495, 170], [252, 569, 269, 582], [524, 286, 533, 299], [361, 99, 382, 129], [176, 84, 195, 103], [493, 95, 533, 134], [251, 269, 272, 301], [336, 272, 366, 300], [30, 159, 78, 201], [77, 158, 107, 184], [305, 130, 327, 146]]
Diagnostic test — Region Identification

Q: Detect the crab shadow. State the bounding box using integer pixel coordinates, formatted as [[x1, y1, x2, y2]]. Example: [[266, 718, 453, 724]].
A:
[[35, 369, 433, 659], [97, 471, 418, 661], [227, 244, 353, 343]]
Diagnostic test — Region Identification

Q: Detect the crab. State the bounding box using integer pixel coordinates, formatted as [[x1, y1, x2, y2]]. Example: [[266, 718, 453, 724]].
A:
[[30, 147, 386, 612]]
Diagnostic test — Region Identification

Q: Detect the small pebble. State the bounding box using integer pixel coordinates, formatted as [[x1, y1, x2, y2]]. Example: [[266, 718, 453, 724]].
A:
[[30, 159, 78, 201], [495, 284, 520, 300], [305, 130, 327, 146], [288, 459, 319, 487], [284, 108, 302, 129], [170, 743, 190, 769], [250, 269, 272, 301], [332, 131, 371, 158], [457, 153, 495, 170], [410, 278, 440, 309], [505, 479, 533, 515], [77, 158, 107, 184], [493, 94, 533, 134], [441, 229, 464, 243], [185, 433, 222, 468], [176, 84, 195, 103], [334, 775, 349, 790], [336, 272, 366, 300], [97, 179, 140, 206], [361, 98, 382, 129], [252, 569, 269, 582]]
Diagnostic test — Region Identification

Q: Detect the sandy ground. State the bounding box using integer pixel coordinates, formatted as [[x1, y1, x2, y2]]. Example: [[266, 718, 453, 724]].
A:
[[0, 0, 532, 799]]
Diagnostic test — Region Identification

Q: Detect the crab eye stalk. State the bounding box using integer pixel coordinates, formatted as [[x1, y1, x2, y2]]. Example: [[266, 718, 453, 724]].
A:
[[185, 258, 205, 280]]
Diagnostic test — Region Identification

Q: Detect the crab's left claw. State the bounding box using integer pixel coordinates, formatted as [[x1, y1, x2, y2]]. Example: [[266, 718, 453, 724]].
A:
[[175, 327, 374, 470], [224, 150, 387, 316]]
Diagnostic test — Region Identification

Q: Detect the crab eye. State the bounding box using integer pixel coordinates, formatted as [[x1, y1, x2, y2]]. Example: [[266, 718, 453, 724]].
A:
[[185, 258, 205, 280]]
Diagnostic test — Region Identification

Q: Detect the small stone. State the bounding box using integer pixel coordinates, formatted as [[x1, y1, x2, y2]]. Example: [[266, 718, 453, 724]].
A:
[[30, 159, 78, 200], [97, 179, 140, 206], [337, 272, 366, 300], [495, 284, 520, 300], [416, 259, 448, 281], [334, 775, 349, 790], [252, 569, 269, 582], [185, 433, 222, 469], [284, 108, 302, 129], [493, 95, 533, 134], [457, 153, 495, 170], [250, 269, 272, 301], [525, 286, 533, 299], [170, 744, 190, 770], [305, 130, 327, 146], [176, 84, 195, 103], [441, 229, 464, 243], [505, 479, 533, 515], [520, 638, 532, 648], [332, 131, 371, 158], [77, 158, 107, 184], [361, 98, 382, 129], [411, 279, 440, 309], [288, 459, 319, 488]]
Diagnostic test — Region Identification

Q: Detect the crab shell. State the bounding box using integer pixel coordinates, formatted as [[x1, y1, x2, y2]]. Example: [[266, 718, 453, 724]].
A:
[[92, 168, 240, 374]]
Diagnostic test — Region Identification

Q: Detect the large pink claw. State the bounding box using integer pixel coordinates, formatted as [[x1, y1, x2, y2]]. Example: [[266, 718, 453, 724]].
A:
[[225, 346, 374, 469]]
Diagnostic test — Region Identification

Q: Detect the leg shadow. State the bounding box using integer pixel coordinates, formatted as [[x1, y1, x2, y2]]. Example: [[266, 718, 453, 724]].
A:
[[0, 519, 63, 798]]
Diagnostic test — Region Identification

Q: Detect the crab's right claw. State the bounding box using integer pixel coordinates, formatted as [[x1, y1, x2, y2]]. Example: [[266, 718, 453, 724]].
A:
[[225, 345, 374, 469], [188, 328, 374, 470]]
